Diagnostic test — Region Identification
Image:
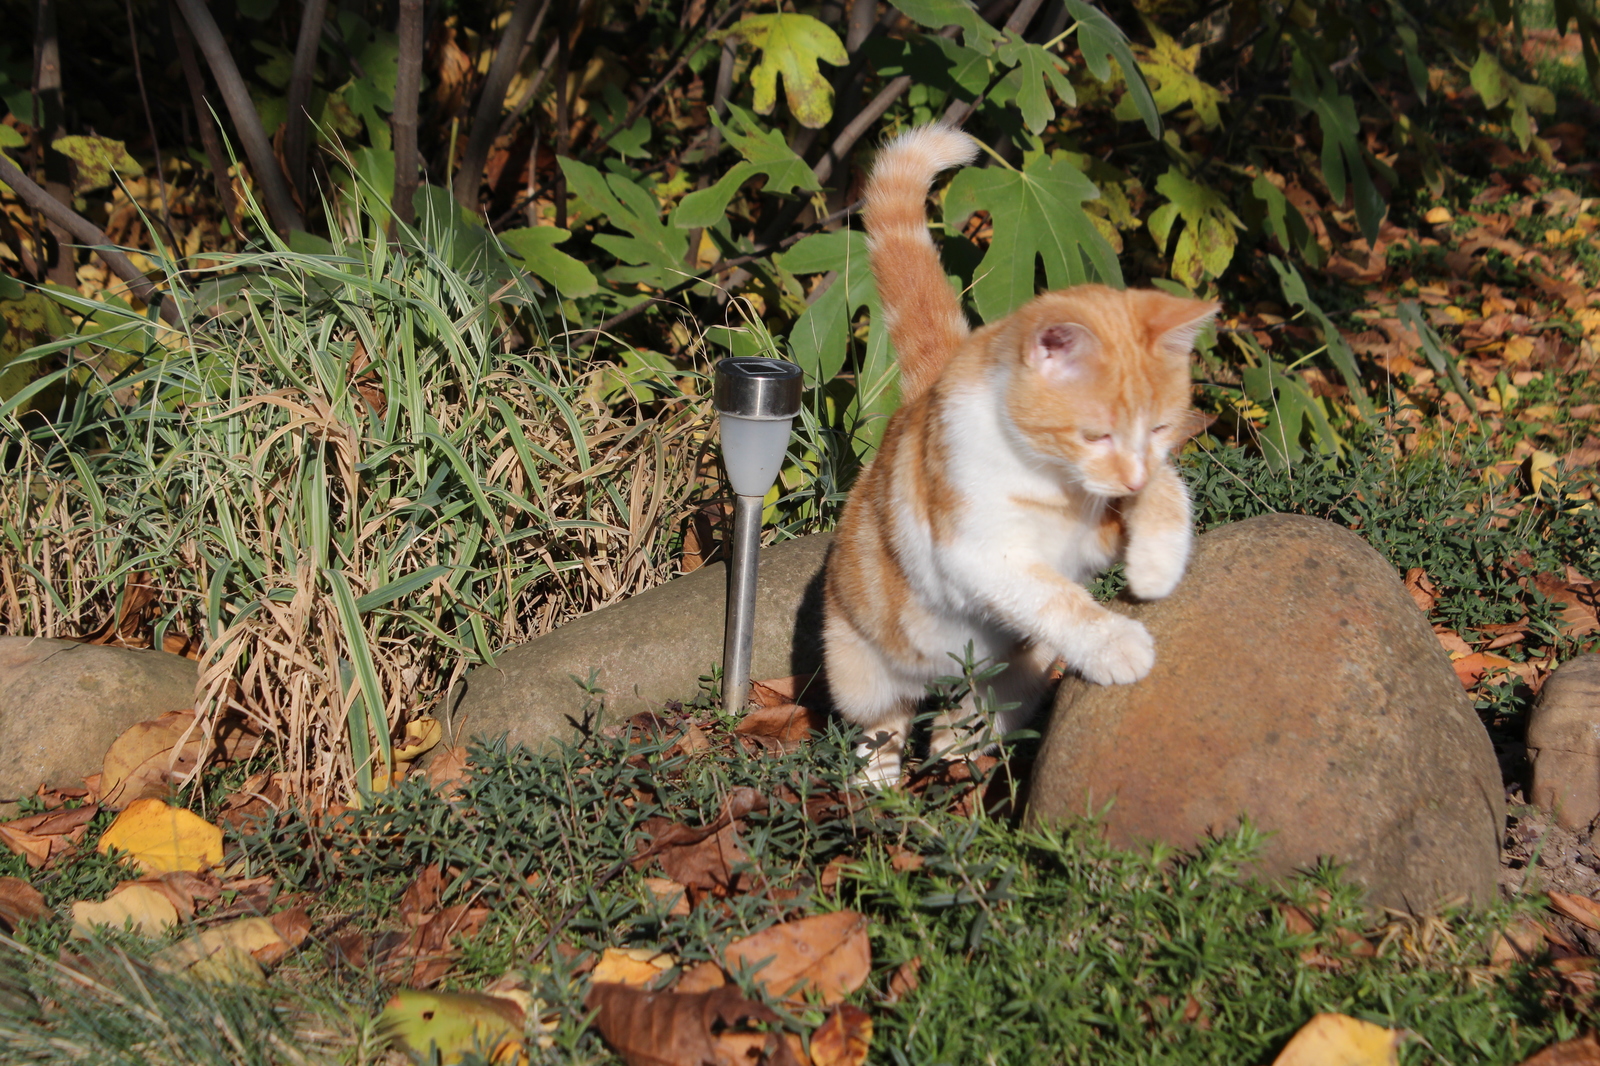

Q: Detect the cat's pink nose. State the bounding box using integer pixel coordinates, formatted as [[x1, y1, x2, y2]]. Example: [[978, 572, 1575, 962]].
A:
[[1123, 475, 1147, 493]]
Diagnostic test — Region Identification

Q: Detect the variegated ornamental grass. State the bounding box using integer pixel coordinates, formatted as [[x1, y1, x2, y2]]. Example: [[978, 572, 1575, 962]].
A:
[[0, 210, 711, 803]]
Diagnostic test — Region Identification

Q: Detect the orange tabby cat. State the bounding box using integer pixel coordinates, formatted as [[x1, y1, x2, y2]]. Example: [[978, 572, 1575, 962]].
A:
[[823, 124, 1217, 784]]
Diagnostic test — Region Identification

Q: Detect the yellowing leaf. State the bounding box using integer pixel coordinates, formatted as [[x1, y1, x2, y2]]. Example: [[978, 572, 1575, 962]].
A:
[[379, 989, 526, 1065], [71, 884, 178, 938], [394, 717, 443, 762], [101, 711, 260, 810], [1530, 450, 1560, 494], [1502, 336, 1537, 366], [1271, 1013, 1401, 1066], [1424, 206, 1453, 224], [50, 134, 140, 192], [96, 798, 223, 874], [592, 946, 676, 987], [153, 917, 291, 984], [727, 14, 847, 128]]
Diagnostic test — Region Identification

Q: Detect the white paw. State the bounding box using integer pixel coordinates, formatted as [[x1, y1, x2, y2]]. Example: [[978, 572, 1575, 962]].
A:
[[852, 731, 904, 789], [1124, 545, 1187, 601], [1072, 613, 1155, 685]]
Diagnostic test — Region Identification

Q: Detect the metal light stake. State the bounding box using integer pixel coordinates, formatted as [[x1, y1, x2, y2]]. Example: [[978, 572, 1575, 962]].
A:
[[714, 357, 803, 712]]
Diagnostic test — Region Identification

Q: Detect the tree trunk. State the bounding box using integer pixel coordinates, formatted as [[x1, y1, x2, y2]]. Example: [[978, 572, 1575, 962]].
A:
[[171, 0, 305, 236], [391, 0, 425, 229], [32, 0, 77, 288], [284, 0, 330, 205], [452, 0, 551, 211], [170, 2, 239, 226]]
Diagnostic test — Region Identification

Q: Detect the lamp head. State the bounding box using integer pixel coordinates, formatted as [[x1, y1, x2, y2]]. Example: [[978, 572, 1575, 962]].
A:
[[714, 357, 803, 498]]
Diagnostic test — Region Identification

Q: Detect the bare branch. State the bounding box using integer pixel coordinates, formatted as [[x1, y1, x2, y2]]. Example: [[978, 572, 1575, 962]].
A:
[[169, 2, 238, 226], [0, 152, 182, 326]]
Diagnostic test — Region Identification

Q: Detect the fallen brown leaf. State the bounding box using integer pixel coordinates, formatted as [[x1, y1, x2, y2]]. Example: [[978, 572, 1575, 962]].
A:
[[1404, 568, 1439, 613], [676, 960, 727, 994], [737, 704, 830, 751], [1550, 891, 1600, 932], [724, 911, 871, 1006], [810, 1003, 872, 1066], [884, 957, 921, 1004], [400, 863, 445, 925], [587, 982, 802, 1066], [0, 824, 52, 868], [644, 876, 692, 916], [101, 711, 260, 809], [423, 746, 472, 799], [0, 876, 48, 929], [1516, 1030, 1600, 1066], [382, 903, 492, 987], [264, 905, 311, 965]]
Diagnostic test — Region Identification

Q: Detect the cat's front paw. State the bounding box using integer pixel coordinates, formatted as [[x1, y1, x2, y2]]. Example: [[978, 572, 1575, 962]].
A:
[[1124, 536, 1189, 600], [1072, 613, 1155, 685]]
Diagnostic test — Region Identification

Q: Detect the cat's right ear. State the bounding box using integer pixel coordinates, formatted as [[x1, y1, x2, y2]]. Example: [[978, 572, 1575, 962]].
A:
[[1027, 323, 1098, 384]]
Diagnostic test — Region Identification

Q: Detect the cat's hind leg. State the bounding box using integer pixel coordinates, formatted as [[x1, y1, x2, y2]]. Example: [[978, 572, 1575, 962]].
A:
[[823, 611, 926, 787]]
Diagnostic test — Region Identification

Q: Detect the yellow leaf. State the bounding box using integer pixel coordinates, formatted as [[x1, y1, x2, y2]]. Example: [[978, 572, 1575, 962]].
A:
[[70, 884, 178, 938], [1502, 336, 1536, 365], [1271, 1013, 1402, 1066], [96, 798, 223, 874], [591, 946, 676, 987], [394, 716, 443, 762], [1424, 206, 1453, 224], [1531, 449, 1561, 494], [379, 989, 527, 1065], [153, 917, 289, 984]]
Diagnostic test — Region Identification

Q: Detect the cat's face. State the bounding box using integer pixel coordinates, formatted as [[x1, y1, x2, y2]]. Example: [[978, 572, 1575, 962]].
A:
[[999, 286, 1217, 497]]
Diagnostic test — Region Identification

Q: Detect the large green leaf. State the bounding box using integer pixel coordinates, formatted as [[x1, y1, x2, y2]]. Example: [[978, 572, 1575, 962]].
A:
[[725, 14, 847, 128], [944, 154, 1121, 320], [864, 34, 992, 98], [1241, 359, 1342, 470], [889, 0, 1005, 51], [994, 34, 1076, 133], [1470, 50, 1557, 151], [777, 230, 899, 458], [673, 105, 819, 228], [499, 227, 599, 298], [1289, 46, 1384, 244], [1063, 0, 1159, 136], [559, 158, 687, 288], [1268, 256, 1374, 419]]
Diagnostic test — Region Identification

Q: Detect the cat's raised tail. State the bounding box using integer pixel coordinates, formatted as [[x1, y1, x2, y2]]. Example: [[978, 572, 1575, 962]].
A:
[[864, 125, 980, 404]]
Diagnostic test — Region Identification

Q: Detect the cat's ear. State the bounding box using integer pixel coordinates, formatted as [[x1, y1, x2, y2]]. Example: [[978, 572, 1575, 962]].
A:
[[1026, 322, 1099, 384], [1143, 293, 1220, 357]]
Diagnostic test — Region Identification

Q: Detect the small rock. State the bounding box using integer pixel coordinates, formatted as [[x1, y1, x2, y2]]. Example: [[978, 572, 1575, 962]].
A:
[[1527, 654, 1600, 830], [1027, 514, 1504, 911], [0, 638, 198, 816], [442, 536, 831, 755]]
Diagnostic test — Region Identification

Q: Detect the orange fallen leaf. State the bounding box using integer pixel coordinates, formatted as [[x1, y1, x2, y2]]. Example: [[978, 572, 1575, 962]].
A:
[[593, 946, 676, 988], [810, 1003, 872, 1066], [0, 876, 48, 929], [1453, 651, 1515, 688], [737, 704, 830, 751], [101, 710, 260, 809], [1270, 1013, 1402, 1066], [644, 876, 692, 916], [1516, 1030, 1600, 1065], [587, 982, 801, 1066], [884, 957, 921, 1004], [96, 798, 223, 874], [1404, 568, 1439, 613], [1550, 891, 1600, 932], [675, 960, 727, 994], [723, 911, 871, 1006]]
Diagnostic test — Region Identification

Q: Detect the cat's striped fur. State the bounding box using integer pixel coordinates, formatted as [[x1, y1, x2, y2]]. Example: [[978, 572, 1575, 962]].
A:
[[822, 124, 1217, 784]]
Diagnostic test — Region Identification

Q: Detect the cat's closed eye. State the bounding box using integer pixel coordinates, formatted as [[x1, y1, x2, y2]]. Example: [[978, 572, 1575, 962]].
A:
[[1083, 431, 1111, 442]]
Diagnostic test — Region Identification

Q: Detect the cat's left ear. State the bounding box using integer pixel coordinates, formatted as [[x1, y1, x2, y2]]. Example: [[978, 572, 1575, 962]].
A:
[[1143, 293, 1220, 356], [1026, 322, 1099, 384]]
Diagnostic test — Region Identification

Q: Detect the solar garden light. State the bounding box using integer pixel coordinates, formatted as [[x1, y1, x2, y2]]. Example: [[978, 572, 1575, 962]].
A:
[[714, 356, 803, 712]]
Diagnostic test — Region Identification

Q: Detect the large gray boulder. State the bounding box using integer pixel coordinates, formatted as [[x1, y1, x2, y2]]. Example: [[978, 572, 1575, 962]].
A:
[[443, 535, 831, 753], [1526, 654, 1600, 829], [0, 638, 198, 814], [1028, 514, 1504, 911]]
